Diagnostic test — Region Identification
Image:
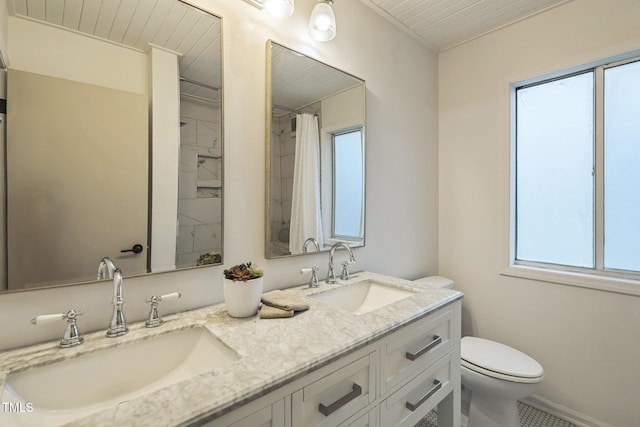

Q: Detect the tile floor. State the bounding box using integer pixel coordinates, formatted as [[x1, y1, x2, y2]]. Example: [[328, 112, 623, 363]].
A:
[[415, 401, 578, 427]]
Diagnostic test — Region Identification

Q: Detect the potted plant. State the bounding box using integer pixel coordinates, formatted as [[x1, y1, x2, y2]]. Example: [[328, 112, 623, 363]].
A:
[[223, 262, 264, 317]]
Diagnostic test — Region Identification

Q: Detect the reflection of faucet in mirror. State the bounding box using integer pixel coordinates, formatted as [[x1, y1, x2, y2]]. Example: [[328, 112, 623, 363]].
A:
[[326, 242, 356, 284], [303, 237, 321, 253], [106, 268, 128, 338], [97, 257, 117, 280]]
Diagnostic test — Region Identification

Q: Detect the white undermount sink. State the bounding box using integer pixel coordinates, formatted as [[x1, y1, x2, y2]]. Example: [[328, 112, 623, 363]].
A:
[[310, 279, 417, 315], [0, 326, 239, 426]]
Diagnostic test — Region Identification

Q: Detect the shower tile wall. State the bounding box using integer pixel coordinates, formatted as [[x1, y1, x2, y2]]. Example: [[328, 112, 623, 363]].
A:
[[270, 113, 295, 256], [176, 99, 222, 268]]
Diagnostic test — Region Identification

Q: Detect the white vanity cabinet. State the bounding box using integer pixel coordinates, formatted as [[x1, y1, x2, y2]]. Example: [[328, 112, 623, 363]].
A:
[[206, 301, 461, 427]]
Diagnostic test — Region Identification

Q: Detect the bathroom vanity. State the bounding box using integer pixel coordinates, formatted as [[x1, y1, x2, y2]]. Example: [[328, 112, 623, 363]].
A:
[[0, 273, 462, 426]]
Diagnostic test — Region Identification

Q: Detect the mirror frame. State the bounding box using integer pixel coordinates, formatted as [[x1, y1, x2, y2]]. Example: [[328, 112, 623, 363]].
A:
[[265, 40, 366, 259], [0, 2, 225, 294]]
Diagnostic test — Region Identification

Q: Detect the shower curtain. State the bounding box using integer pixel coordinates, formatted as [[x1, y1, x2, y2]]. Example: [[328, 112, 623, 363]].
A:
[[290, 113, 324, 254]]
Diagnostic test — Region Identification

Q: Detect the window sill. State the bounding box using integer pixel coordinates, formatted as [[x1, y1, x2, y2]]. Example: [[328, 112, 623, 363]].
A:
[[501, 265, 640, 297]]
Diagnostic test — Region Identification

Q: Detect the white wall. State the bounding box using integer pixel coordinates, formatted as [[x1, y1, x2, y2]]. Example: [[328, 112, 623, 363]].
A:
[[439, 0, 640, 425], [8, 17, 146, 94], [0, 0, 438, 350], [0, 0, 8, 67]]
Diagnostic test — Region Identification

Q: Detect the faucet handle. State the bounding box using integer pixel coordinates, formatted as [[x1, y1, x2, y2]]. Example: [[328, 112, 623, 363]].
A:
[[145, 292, 181, 304], [145, 292, 181, 328], [31, 309, 84, 325], [31, 313, 65, 325], [31, 309, 84, 348], [340, 261, 352, 280], [301, 267, 320, 288]]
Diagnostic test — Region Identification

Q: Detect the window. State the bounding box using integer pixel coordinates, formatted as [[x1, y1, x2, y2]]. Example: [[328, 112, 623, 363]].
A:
[[513, 57, 640, 280], [332, 128, 364, 241]]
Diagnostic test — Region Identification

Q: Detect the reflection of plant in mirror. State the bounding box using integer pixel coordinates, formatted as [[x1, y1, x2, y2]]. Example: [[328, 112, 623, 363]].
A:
[[224, 262, 264, 282], [197, 252, 222, 266]]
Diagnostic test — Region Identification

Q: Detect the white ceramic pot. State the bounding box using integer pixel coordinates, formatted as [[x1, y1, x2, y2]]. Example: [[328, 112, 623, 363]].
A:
[[223, 277, 264, 317]]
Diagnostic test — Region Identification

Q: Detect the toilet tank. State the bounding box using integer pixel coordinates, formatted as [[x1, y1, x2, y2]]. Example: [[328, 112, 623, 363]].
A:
[[413, 276, 455, 289]]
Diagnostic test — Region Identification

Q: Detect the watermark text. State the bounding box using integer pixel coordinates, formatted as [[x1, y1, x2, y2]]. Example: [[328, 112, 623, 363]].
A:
[[2, 402, 34, 413]]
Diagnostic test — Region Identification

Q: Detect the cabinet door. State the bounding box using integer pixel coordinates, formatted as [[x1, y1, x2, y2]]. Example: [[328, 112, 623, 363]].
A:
[[339, 408, 378, 427], [292, 353, 375, 427], [206, 397, 289, 427]]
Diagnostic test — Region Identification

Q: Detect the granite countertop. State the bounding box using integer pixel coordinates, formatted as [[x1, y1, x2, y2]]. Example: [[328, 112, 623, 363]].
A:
[[0, 272, 463, 427]]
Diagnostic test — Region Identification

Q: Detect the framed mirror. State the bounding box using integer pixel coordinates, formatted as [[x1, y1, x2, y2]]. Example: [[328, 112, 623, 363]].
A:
[[266, 41, 365, 258], [1, 0, 223, 292]]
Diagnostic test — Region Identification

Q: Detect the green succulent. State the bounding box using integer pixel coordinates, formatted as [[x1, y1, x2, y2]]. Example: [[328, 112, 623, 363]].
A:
[[197, 252, 222, 266], [224, 262, 264, 282]]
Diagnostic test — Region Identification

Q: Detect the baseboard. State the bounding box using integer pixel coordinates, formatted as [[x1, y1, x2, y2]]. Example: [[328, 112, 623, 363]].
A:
[[522, 395, 612, 427]]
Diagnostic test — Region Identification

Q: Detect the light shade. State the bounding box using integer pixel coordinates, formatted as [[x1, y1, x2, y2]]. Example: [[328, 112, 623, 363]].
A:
[[263, 0, 294, 18], [309, 1, 336, 41]]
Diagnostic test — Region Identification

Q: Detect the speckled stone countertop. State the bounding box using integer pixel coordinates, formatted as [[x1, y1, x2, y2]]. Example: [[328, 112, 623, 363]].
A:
[[0, 272, 462, 427]]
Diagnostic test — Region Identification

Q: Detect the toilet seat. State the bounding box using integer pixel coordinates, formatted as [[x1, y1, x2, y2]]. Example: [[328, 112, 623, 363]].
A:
[[461, 337, 544, 384]]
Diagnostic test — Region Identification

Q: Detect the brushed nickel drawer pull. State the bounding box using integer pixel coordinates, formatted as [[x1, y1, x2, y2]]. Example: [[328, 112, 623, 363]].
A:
[[318, 383, 362, 416], [406, 335, 442, 361], [405, 379, 443, 412]]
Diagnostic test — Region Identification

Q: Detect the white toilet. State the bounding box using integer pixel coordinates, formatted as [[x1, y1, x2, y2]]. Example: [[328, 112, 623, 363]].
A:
[[414, 276, 545, 427]]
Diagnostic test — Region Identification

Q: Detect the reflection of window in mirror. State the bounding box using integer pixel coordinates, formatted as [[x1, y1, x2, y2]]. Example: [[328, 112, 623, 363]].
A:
[[321, 123, 365, 247], [332, 128, 364, 240]]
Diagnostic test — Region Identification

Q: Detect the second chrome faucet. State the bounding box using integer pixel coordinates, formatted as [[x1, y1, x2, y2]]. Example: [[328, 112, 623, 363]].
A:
[[107, 268, 128, 337], [326, 242, 356, 284], [98, 257, 128, 338]]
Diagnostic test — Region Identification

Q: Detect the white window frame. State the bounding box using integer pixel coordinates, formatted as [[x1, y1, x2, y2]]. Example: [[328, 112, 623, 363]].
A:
[[320, 122, 365, 247], [502, 50, 640, 297]]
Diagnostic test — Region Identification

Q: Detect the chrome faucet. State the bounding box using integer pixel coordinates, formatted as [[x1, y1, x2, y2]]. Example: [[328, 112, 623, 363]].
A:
[[326, 242, 356, 284], [106, 268, 128, 337], [303, 237, 320, 253], [97, 256, 116, 280]]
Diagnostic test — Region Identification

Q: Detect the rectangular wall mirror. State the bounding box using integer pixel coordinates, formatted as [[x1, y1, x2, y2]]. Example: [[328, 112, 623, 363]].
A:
[[1, 0, 223, 292], [266, 41, 366, 258]]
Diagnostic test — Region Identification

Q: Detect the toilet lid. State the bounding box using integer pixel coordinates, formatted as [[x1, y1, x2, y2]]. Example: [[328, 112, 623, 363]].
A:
[[461, 337, 544, 383]]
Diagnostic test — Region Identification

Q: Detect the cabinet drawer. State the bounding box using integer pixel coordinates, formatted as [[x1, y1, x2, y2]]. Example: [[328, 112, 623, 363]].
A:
[[381, 354, 452, 427], [380, 307, 452, 395], [292, 353, 375, 427]]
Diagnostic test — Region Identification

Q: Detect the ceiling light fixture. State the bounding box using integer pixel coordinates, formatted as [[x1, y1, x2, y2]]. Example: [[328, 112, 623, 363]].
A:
[[309, 0, 336, 42], [263, 0, 295, 18]]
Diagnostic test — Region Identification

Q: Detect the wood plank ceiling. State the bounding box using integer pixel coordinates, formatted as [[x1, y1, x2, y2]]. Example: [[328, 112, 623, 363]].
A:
[[363, 0, 574, 51], [270, 42, 362, 116], [7, 0, 574, 104]]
